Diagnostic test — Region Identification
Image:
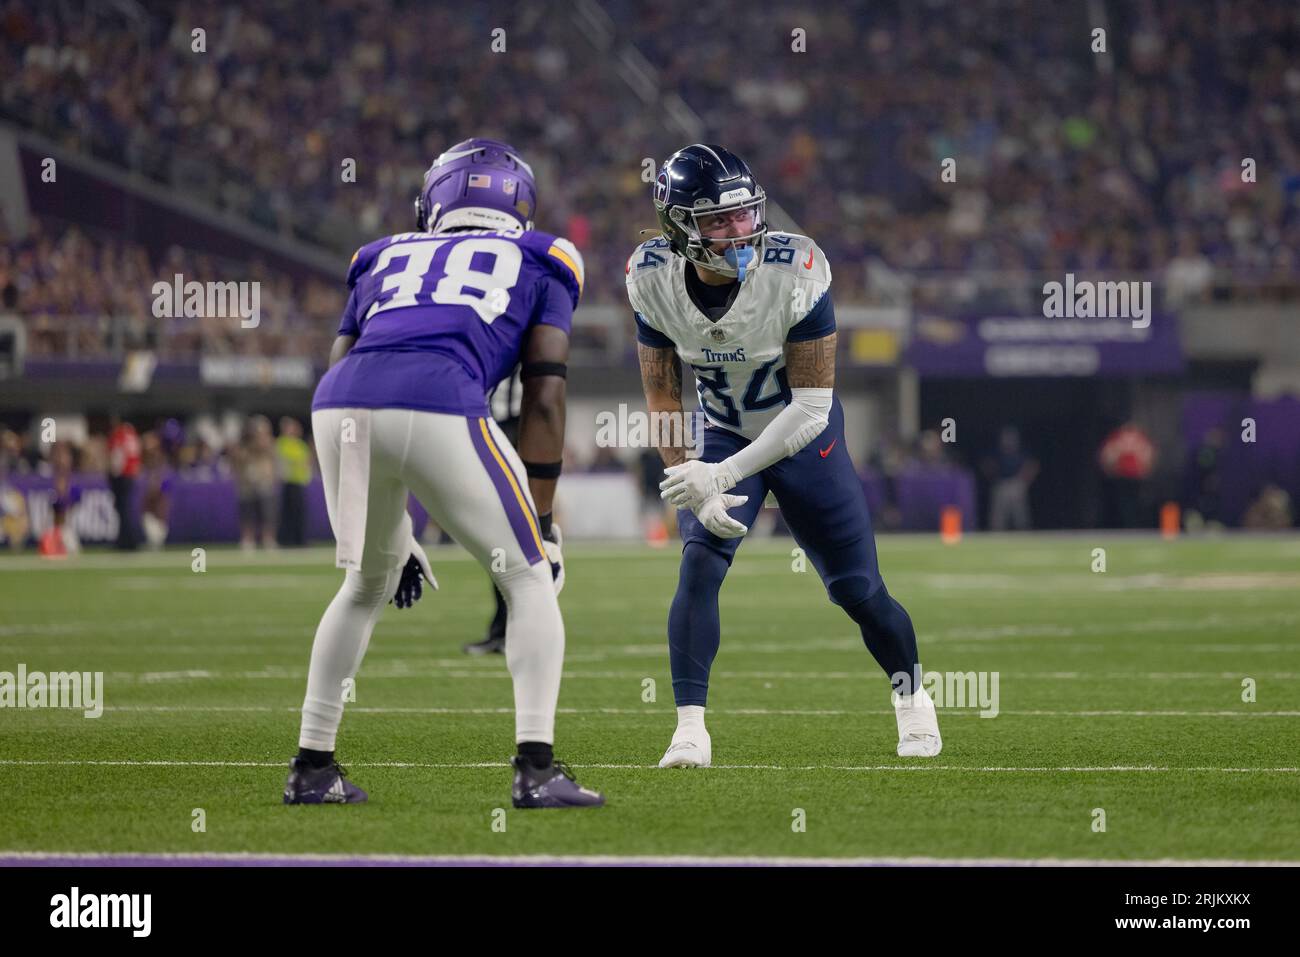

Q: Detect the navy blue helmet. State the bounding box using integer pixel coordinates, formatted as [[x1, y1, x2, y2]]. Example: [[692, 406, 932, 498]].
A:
[[653, 144, 768, 281]]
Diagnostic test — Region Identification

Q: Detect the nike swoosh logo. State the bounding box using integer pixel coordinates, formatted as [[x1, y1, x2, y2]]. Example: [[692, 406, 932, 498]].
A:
[[819, 439, 837, 458], [803, 250, 814, 269]]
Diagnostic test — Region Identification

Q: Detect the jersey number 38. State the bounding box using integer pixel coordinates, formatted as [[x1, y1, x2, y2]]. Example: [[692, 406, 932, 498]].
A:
[[364, 238, 522, 324]]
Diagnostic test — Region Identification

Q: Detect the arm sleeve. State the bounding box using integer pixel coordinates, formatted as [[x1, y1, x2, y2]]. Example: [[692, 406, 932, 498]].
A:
[[634, 311, 675, 348], [786, 289, 836, 341], [534, 274, 575, 334], [718, 387, 834, 485]]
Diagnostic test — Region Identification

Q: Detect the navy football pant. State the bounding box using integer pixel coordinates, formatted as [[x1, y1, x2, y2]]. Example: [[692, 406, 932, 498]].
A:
[[669, 399, 921, 706]]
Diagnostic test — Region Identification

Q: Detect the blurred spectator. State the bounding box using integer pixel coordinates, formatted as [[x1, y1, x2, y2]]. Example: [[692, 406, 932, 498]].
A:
[[915, 430, 950, 468], [276, 416, 311, 547], [0, 476, 27, 549], [1165, 231, 1215, 307], [232, 414, 278, 551], [588, 446, 628, 474], [865, 431, 908, 531], [41, 441, 80, 557], [1242, 483, 1294, 530], [107, 413, 141, 550], [1099, 421, 1157, 528], [1, 428, 29, 475], [139, 430, 174, 549], [1190, 426, 1227, 527], [985, 426, 1039, 531], [637, 447, 673, 545]]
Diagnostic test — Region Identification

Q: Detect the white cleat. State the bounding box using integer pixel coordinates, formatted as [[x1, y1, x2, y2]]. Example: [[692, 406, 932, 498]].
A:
[[893, 688, 942, 757], [658, 729, 712, 768]]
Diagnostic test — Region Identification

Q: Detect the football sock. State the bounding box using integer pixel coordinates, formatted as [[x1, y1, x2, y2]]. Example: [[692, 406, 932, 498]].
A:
[[499, 563, 564, 745], [676, 705, 707, 733], [298, 567, 399, 751], [517, 741, 554, 770], [297, 747, 334, 769], [843, 585, 922, 695], [667, 542, 731, 706]]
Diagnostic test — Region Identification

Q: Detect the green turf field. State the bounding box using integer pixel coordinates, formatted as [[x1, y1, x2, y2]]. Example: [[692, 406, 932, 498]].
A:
[[1, 534, 1298, 863]]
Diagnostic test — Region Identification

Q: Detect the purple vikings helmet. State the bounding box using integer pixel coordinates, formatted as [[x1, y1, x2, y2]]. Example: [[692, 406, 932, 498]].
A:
[[414, 138, 538, 234]]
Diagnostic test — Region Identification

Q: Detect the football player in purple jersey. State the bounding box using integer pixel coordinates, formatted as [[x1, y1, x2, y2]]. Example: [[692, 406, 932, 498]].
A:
[[283, 139, 603, 808]]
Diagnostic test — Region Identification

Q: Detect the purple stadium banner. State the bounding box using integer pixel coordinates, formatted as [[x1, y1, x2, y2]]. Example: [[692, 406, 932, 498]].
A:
[[861, 468, 977, 531], [1180, 392, 1300, 525], [906, 313, 1184, 377]]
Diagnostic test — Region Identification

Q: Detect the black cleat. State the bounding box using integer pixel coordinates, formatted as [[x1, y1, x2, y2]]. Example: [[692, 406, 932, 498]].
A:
[[462, 634, 505, 656], [511, 757, 605, 808], [283, 757, 368, 804]]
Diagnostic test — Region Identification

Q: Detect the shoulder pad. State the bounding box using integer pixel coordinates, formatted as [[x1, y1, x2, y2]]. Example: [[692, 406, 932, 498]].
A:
[[761, 232, 832, 286], [518, 230, 584, 307], [625, 237, 674, 285]]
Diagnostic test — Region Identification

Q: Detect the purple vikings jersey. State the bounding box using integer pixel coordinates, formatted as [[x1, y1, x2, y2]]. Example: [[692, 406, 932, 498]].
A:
[[313, 228, 583, 416]]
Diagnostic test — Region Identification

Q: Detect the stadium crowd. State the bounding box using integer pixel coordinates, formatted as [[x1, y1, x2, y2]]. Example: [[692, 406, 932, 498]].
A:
[[609, 0, 1300, 307], [1, 0, 1295, 336], [0, 217, 338, 361]]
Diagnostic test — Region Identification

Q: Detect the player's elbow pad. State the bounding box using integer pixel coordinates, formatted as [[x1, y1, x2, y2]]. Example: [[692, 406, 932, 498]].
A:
[[781, 388, 833, 457]]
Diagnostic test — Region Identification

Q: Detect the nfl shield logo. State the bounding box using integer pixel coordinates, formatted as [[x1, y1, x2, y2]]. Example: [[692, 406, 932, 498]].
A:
[[711, 329, 726, 342], [502, 178, 515, 193]]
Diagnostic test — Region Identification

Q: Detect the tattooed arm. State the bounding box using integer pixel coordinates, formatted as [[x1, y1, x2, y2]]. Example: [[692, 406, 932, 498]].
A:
[[637, 341, 688, 469], [783, 331, 837, 389]]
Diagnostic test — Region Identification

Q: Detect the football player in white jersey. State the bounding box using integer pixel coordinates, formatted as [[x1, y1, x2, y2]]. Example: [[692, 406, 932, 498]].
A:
[[627, 144, 942, 767]]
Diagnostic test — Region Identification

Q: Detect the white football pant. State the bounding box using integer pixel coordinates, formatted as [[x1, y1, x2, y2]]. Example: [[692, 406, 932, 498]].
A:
[[299, 407, 564, 751]]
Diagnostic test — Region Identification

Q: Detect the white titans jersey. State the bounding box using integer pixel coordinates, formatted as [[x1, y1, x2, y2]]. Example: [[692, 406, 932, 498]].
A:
[[626, 231, 833, 441]]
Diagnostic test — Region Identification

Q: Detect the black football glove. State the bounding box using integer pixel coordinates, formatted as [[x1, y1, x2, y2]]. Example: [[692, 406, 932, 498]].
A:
[[539, 512, 564, 595], [392, 540, 437, 609]]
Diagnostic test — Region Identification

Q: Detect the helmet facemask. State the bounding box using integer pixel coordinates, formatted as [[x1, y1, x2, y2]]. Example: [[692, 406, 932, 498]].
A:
[[659, 189, 768, 281]]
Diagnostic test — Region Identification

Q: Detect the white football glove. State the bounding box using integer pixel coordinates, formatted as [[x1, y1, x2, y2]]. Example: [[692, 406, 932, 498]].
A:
[[410, 538, 437, 588], [660, 459, 741, 511], [542, 521, 565, 595], [694, 493, 750, 539]]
